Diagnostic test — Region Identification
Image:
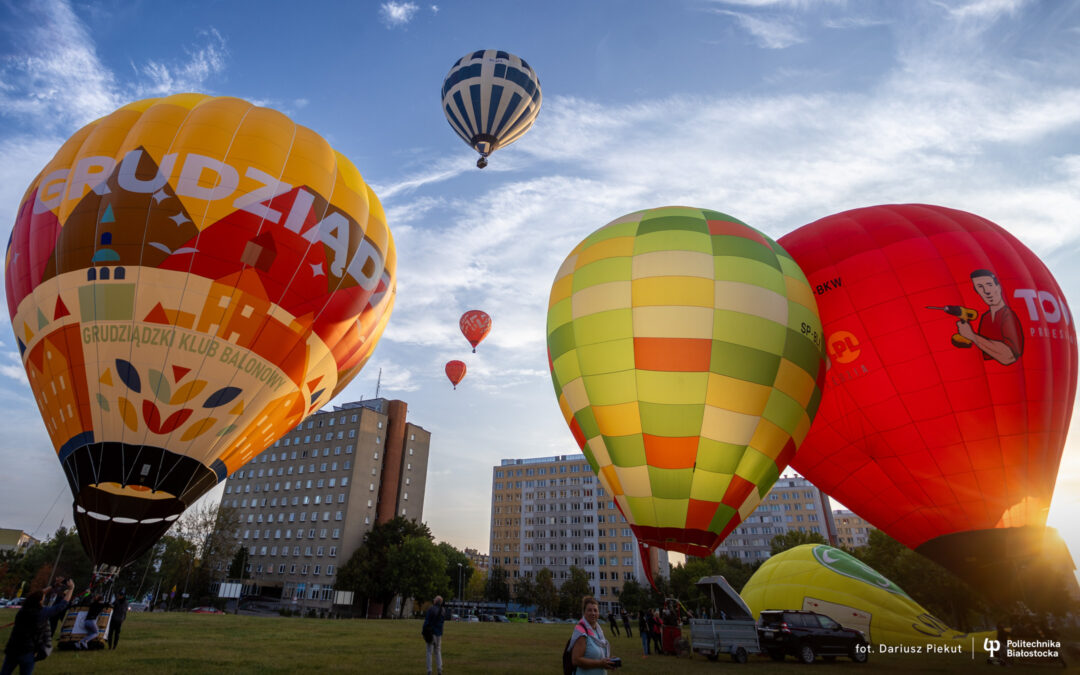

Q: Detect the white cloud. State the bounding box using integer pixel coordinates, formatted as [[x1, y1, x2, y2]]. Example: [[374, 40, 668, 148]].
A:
[[944, 0, 1030, 21], [133, 28, 227, 96], [718, 10, 806, 48], [380, 2, 420, 27], [0, 0, 120, 130]]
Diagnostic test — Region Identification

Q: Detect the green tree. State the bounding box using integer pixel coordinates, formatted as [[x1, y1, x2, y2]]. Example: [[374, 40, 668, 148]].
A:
[[485, 565, 510, 603], [227, 546, 250, 579], [336, 516, 433, 617], [436, 542, 472, 600], [535, 568, 558, 616], [770, 529, 826, 556], [558, 566, 593, 617], [465, 567, 486, 602], [388, 535, 449, 617], [12, 527, 93, 594], [514, 575, 537, 607], [616, 579, 650, 614], [851, 529, 987, 630]]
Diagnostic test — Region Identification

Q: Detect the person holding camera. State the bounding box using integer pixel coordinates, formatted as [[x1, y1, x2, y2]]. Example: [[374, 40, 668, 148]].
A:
[[568, 596, 620, 673], [1, 577, 74, 674]]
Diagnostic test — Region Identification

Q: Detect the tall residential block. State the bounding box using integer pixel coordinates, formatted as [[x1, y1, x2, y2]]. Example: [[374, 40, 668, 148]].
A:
[[491, 455, 669, 614], [713, 476, 838, 562], [833, 509, 876, 548], [215, 398, 430, 612]]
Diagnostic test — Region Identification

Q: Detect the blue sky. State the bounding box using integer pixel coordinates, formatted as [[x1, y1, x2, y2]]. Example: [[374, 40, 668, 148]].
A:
[[2, 0, 1080, 569]]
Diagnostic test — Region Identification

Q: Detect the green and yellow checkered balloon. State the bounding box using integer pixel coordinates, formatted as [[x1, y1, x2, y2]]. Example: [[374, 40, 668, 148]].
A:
[[546, 206, 826, 557]]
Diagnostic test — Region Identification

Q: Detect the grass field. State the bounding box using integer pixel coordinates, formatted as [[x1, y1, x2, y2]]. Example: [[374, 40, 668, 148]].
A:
[[0, 608, 1069, 673]]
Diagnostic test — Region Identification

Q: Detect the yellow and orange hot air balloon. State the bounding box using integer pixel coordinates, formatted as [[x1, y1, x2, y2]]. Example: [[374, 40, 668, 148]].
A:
[[4, 94, 396, 567], [546, 206, 826, 563]]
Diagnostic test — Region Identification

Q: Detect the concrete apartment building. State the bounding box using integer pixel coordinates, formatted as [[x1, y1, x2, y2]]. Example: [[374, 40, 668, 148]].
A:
[[216, 398, 430, 611], [490, 455, 669, 613], [833, 509, 876, 548], [713, 475, 838, 562], [0, 529, 37, 554]]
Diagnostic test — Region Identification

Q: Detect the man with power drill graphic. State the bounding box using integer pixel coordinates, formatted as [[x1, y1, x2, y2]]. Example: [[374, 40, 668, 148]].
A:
[[930, 269, 1023, 366]]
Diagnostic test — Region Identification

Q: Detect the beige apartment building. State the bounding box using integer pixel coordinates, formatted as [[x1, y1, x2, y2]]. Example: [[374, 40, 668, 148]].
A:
[[215, 398, 430, 612], [490, 455, 669, 613], [713, 475, 838, 562], [833, 509, 876, 548]]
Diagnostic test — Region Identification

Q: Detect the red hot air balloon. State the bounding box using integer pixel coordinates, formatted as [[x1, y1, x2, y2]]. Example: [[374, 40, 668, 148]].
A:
[[779, 204, 1077, 605], [445, 360, 467, 389], [460, 310, 491, 353]]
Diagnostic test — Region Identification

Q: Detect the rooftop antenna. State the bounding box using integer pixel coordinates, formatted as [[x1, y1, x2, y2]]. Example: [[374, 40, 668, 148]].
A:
[[375, 367, 382, 399]]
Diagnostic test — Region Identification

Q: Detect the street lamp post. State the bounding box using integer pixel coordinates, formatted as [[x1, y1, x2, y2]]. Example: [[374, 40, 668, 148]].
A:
[[457, 563, 463, 603]]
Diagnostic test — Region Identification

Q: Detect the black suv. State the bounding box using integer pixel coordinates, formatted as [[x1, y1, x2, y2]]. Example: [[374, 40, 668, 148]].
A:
[[757, 610, 869, 664]]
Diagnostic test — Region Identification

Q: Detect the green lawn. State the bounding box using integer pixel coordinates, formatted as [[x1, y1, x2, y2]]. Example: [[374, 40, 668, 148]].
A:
[[0, 609, 1067, 673]]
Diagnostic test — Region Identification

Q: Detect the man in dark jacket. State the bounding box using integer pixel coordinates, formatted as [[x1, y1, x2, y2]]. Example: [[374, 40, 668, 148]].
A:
[[108, 592, 128, 650], [422, 596, 445, 675], [1, 578, 74, 674]]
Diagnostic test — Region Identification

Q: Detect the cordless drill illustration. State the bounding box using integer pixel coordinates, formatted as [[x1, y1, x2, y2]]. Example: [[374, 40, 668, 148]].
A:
[[926, 305, 979, 348]]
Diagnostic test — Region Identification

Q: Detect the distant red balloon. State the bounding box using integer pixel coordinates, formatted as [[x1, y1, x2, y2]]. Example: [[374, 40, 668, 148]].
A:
[[445, 360, 467, 389], [779, 204, 1077, 602], [460, 310, 491, 353]]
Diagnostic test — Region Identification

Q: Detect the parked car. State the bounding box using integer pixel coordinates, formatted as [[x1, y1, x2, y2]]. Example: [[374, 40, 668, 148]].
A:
[[466, 616, 480, 623], [757, 610, 868, 664], [189, 606, 224, 614], [6, 598, 25, 609], [127, 602, 149, 612], [478, 613, 493, 622], [493, 614, 510, 623]]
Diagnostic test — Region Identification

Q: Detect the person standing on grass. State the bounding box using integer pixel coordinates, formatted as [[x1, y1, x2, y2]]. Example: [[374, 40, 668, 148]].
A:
[[422, 595, 445, 675], [108, 592, 128, 650], [638, 612, 650, 657], [568, 596, 618, 673], [621, 610, 631, 638], [606, 611, 620, 637], [1, 578, 74, 675]]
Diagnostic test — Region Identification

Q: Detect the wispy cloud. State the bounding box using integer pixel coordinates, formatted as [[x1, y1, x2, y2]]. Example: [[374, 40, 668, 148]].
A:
[[944, 0, 1030, 21], [133, 28, 227, 96], [0, 0, 120, 131], [380, 2, 420, 27], [717, 10, 806, 48]]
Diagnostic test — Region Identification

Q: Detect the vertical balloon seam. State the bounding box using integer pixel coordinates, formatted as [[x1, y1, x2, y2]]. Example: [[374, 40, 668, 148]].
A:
[[890, 205, 976, 536], [293, 180, 382, 404], [863, 206, 973, 541], [786, 212, 899, 537], [920, 206, 993, 531], [117, 96, 225, 497], [284, 162, 389, 418], [972, 217, 1032, 530], [137, 98, 261, 499], [87, 103, 154, 553], [166, 100, 306, 495]]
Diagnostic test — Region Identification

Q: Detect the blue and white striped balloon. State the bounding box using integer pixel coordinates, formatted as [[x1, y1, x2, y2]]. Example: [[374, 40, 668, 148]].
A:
[[441, 50, 542, 168]]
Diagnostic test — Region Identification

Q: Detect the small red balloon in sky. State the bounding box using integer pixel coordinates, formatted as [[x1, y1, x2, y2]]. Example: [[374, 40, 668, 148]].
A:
[[460, 310, 492, 353], [445, 360, 467, 389], [779, 204, 1077, 603]]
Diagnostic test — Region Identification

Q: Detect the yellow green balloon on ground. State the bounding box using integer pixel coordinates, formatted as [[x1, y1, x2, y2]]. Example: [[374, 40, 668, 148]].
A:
[[545, 206, 826, 557], [742, 544, 993, 649]]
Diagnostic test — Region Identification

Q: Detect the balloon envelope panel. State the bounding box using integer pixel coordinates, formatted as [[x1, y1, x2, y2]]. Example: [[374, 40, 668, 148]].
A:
[[5, 94, 395, 566], [546, 207, 826, 556], [779, 205, 1076, 563], [742, 544, 992, 648]]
